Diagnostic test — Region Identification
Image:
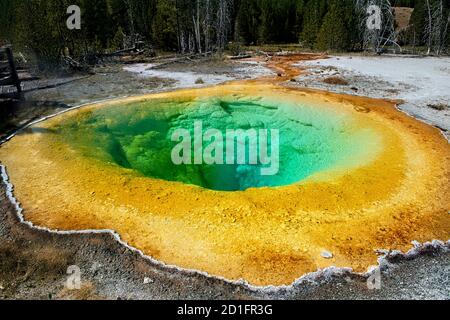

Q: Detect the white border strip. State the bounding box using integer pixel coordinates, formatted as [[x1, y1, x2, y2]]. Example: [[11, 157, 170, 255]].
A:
[[0, 96, 449, 293]]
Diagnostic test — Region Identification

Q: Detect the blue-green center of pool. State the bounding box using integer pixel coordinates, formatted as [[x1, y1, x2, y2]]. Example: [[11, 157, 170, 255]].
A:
[[55, 95, 379, 191]]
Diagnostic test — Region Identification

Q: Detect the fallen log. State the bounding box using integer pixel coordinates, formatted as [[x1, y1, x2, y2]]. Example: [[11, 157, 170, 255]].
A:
[[103, 47, 139, 57], [256, 50, 272, 58], [151, 52, 213, 69], [229, 54, 252, 60], [62, 55, 93, 73]]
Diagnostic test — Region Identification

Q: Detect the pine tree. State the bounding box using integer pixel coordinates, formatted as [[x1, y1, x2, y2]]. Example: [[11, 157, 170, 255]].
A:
[[316, 0, 359, 51], [294, 0, 306, 39], [0, 0, 16, 42], [82, 0, 113, 47], [236, 0, 260, 44], [316, 2, 348, 51], [409, 0, 427, 46], [111, 26, 126, 50], [300, 0, 327, 48], [152, 0, 178, 50]]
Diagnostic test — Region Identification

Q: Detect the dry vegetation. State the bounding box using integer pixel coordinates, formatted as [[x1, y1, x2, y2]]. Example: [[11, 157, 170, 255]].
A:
[[394, 7, 413, 32], [428, 103, 449, 111], [0, 239, 72, 297], [0, 241, 70, 277], [0, 239, 105, 300], [57, 282, 104, 300], [323, 76, 349, 86]]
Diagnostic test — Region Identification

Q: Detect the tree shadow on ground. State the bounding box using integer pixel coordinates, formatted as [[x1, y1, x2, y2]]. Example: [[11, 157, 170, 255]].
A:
[[0, 99, 69, 141]]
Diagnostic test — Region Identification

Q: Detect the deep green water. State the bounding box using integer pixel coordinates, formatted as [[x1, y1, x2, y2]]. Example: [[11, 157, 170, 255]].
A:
[[55, 95, 380, 191]]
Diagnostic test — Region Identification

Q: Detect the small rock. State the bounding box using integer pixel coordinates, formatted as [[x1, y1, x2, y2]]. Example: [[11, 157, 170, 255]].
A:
[[321, 250, 334, 259], [144, 277, 154, 284], [0, 284, 4, 290], [90, 261, 102, 272]]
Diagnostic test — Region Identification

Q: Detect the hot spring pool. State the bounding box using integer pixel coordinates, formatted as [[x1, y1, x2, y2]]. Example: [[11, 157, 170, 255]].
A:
[[1, 84, 449, 286], [55, 94, 380, 191]]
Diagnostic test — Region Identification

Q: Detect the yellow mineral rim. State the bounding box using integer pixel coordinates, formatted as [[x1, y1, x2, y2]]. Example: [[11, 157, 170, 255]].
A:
[[0, 83, 449, 286]]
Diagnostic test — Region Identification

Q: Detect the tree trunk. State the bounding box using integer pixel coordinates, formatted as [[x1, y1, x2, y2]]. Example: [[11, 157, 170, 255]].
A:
[[204, 0, 211, 53], [193, 0, 202, 54], [426, 0, 433, 55]]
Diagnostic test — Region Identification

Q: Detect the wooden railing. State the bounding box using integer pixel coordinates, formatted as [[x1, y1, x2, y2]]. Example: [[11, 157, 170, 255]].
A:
[[0, 47, 22, 98]]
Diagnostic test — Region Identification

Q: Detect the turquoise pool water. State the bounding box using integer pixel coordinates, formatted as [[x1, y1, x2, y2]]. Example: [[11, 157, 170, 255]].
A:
[[55, 95, 378, 191]]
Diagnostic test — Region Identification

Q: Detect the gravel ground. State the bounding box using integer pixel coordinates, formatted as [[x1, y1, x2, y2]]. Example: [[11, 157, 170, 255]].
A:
[[292, 55, 450, 139], [123, 58, 274, 88], [0, 56, 449, 300]]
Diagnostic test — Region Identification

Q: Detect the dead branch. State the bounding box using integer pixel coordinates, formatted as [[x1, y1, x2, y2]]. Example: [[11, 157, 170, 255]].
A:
[[229, 54, 252, 60]]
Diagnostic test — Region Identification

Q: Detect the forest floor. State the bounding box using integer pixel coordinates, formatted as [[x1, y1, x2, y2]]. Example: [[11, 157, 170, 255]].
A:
[[0, 52, 449, 300]]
